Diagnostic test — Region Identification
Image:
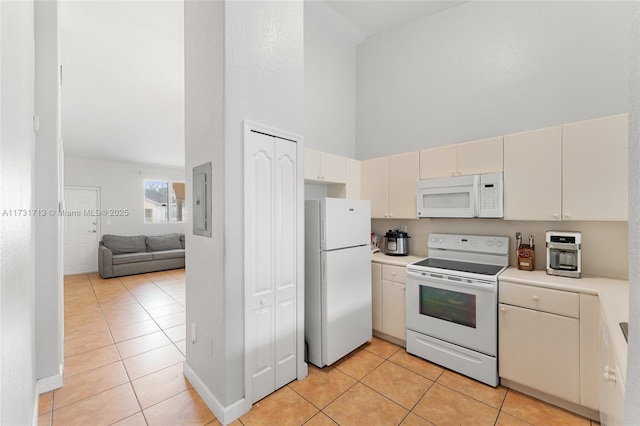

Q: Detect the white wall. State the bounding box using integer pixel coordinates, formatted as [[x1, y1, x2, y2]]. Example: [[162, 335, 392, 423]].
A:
[[184, 0, 226, 410], [304, 9, 356, 157], [0, 1, 38, 424], [356, 1, 630, 159], [34, 0, 64, 392], [184, 0, 304, 418], [64, 157, 186, 237], [625, 1, 640, 422]]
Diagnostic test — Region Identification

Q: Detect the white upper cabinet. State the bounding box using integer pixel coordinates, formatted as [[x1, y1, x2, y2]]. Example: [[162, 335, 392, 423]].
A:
[[304, 148, 346, 184], [562, 113, 628, 221], [361, 152, 419, 219], [419, 145, 456, 179], [504, 114, 628, 221], [420, 136, 503, 179], [456, 136, 504, 176], [361, 156, 389, 218], [388, 152, 420, 219], [304, 148, 321, 181], [504, 126, 562, 220]]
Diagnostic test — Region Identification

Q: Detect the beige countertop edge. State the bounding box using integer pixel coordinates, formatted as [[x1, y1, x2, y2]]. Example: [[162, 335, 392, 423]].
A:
[[499, 267, 629, 386], [371, 252, 425, 267]]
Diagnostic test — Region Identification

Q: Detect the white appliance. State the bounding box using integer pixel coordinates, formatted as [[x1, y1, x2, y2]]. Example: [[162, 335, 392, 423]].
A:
[[406, 233, 509, 386], [305, 197, 372, 367], [416, 172, 503, 218]]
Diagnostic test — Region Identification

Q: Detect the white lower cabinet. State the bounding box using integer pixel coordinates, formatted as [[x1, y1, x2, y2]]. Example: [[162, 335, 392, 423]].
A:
[[600, 319, 625, 426], [371, 262, 406, 343], [498, 281, 604, 409], [371, 263, 382, 332], [499, 302, 580, 403]]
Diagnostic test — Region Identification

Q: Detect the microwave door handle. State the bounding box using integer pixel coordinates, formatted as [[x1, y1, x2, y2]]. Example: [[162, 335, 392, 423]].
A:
[[472, 174, 480, 217]]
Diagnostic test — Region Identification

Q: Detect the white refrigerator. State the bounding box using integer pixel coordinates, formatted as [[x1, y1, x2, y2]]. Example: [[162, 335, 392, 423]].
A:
[[305, 197, 372, 367]]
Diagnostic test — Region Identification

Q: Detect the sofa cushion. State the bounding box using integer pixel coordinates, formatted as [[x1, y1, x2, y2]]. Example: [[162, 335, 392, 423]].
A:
[[146, 234, 182, 251], [179, 234, 185, 249], [102, 235, 146, 254], [112, 252, 154, 265], [152, 249, 185, 261]]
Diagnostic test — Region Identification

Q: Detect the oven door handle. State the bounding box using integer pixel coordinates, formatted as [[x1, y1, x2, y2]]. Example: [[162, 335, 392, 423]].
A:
[[406, 270, 496, 291]]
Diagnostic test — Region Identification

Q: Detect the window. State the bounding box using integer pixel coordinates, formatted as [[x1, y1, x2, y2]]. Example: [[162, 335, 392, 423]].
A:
[[144, 180, 186, 223]]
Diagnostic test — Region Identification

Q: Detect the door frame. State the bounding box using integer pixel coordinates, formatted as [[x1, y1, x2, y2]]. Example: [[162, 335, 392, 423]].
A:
[[63, 185, 101, 274], [243, 120, 306, 410]]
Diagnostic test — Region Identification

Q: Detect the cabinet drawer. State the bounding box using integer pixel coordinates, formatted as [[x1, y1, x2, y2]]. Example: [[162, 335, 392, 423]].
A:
[[499, 281, 579, 318], [382, 265, 405, 283]]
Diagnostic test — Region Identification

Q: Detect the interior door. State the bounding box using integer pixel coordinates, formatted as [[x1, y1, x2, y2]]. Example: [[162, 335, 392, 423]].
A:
[[273, 138, 297, 388], [246, 131, 276, 403], [246, 130, 298, 402], [63, 187, 99, 274]]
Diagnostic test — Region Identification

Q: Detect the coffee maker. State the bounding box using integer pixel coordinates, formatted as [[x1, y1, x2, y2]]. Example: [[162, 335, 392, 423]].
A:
[[546, 231, 581, 278]]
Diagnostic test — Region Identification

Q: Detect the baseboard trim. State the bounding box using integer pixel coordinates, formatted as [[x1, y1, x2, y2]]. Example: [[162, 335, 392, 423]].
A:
[[182, 362, 249, 426], [37, 364, 63, 393], [373, 330, 406, 348], [500, 378, 600, 422], [31, 385, 39, 426]]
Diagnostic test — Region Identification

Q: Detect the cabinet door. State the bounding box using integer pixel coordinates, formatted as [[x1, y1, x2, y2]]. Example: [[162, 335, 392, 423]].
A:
[[345, 158, 361, 199], [579, 294, 600, 410], [419, 145, 456, 179], [499, 303, 580, 404], [371, 263, 382, 332], [600, 322, 625, 426], [388, 151, 419, 219], [381, 280, 406, 341], [361, 157, 389, 218], [503, 126, 562, 220], [321, 152, 346, 184], [304, 148, 321, 181], [562, 114, 628, 221], [456, 136, 503, 176]]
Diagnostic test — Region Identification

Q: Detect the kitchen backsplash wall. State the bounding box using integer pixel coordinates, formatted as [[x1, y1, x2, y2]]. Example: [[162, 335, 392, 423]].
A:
[[372, 219, 628, 280]]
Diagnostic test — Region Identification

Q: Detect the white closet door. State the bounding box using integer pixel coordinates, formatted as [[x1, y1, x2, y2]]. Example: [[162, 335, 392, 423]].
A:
[[246, 131, 276, 403], [274, 138, 297, 388], [246, 130, 298, 403]]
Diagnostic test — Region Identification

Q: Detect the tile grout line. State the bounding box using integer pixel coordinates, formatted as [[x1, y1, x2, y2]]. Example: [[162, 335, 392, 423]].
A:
[[62, 274, 141, 425]]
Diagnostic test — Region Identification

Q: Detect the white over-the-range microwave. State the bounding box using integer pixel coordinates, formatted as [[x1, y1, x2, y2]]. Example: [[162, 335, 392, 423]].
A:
[[416, 172, 504, 218]]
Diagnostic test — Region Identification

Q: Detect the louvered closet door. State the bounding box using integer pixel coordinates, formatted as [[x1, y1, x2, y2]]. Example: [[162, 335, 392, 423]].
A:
[[246, 130, 297, 403]]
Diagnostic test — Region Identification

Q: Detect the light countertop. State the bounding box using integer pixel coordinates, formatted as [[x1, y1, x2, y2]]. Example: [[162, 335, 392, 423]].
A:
[[499, 267, 629, 385], [371, 251, 424, 267]]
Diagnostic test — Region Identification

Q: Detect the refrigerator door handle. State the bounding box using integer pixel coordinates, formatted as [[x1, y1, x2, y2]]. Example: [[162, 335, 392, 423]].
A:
[[321, 255, 326, 283], [321, 218, 326, 246]]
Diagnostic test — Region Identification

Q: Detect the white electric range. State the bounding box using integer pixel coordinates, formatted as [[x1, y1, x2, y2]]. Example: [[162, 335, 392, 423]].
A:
[[405, 233, 509, 387]]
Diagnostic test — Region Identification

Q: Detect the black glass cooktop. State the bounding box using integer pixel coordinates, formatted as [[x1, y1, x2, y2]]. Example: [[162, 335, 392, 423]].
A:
[[411, 258, 505, 276]]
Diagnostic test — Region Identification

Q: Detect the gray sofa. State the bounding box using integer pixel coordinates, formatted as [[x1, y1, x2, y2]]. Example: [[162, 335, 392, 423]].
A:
[[98, 233, 185, 278]]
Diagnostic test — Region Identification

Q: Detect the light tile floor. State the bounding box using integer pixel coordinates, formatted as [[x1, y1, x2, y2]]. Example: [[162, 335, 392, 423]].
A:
[[39, 269, 601, 426]]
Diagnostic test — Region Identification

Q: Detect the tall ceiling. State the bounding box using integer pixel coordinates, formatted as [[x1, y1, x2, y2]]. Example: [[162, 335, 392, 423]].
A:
[[59, 1, 184, 169], [59, 1, 463, 169]]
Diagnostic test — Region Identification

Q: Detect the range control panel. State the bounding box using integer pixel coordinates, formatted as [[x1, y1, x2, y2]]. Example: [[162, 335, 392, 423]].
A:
[[428, 233, 509, 255]]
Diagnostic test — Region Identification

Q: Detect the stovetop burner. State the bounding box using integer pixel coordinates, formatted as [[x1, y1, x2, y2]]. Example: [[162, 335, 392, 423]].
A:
[[410, 258, 505, 276]]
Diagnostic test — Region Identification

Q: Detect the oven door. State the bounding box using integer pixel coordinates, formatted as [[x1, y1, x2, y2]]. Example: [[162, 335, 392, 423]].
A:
[[406, 269, 497, 356]]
